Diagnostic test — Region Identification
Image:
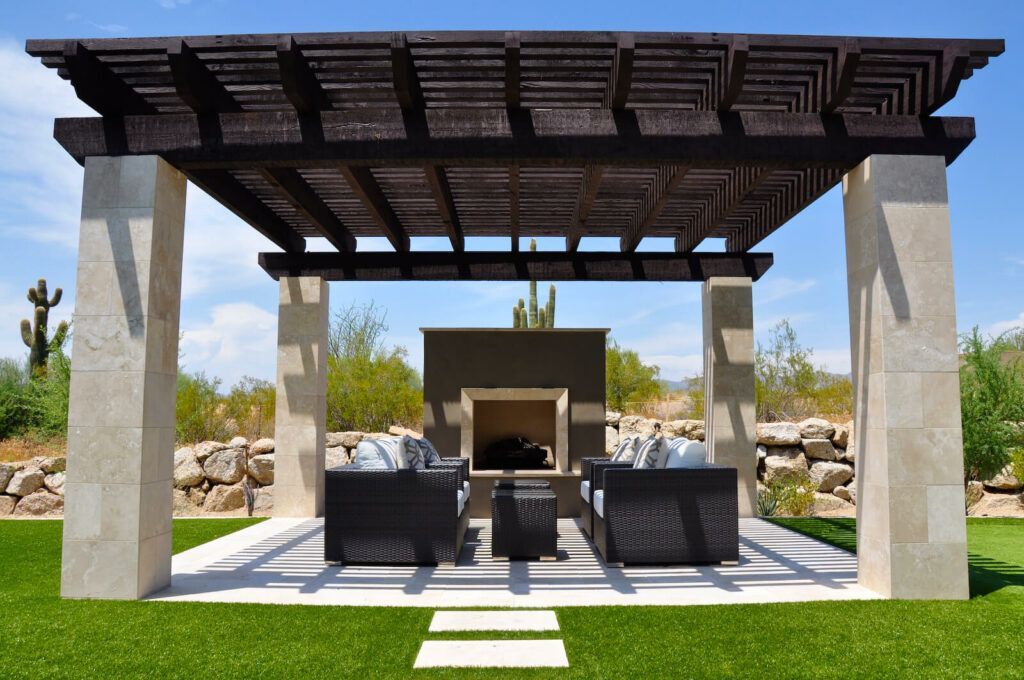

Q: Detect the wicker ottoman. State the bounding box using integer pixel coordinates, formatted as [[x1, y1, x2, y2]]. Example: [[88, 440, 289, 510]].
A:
[[491, 481, 558, 561]]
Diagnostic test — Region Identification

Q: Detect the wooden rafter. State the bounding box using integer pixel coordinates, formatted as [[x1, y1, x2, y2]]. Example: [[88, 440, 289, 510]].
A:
[[605, 33, 635, 109], [509, 165, 520, 250], [822, 38, 861, 114], [424, 166, 464, 252], [566, 166, 604, 252], [258, 168, 355, 251], [718, 35, 749, 112], [167, 40, 241, 114], [620, 166, 689, 252], [276, 36, 331, 114], [677, 167, 773, 251], [337, 165, 409, 252], [505, 32, 521, 108], [61, 41, 156, 116]]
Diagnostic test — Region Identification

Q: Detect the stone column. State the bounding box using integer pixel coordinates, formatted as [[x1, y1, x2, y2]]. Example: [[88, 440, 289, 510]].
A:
[[843, 154, 968, 600], [62, 156, 186, 599], [702, 276, 757, 517], [273, 276, 329, 517]]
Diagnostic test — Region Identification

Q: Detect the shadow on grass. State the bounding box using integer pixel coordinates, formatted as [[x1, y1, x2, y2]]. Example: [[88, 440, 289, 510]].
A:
[[767, 517, 1024, 599]]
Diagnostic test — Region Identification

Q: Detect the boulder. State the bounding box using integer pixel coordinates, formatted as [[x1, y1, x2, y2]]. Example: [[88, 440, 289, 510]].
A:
[[194, 441, 229, 462], [965, 480, 985, 507], [0, 463, 14, 492], [203, 448, 246, 485], [605, 426, 620, 455], [254, 485, 274, 513], [763, 450, 809, 484], [847, 483, 857, 505], [13, 491, 64, 517], [617, 415, 661, 439], [968, 492, 1024, 518], [44, 472, 66, 496], [809, 461, 854, 492], [250, 438, 275, 455], [247, 454, 275, 485], [843, 441, 856, 463], [685, 420, 705, 441], [5, 467, 45, 497], [173, 448, 205, 488], [203, 484, 245, 512], [812, 492, 855, 517], [32, 456, 66, 473], [173, 489, 203, 516], [326, 432, 363, 449], [833, 485, 853, 502], [799, 418, 835, 440], [756, 422, 801, 446], [802, 438, 839, 461], [325, 446, 350, 469], [831, 423, 851, 449], [605, 411, 622, 427], [982, 465, 1023, 492], [228, 436, 249, 449], [0, 495, 16, 515], [663, 419, 704, 440]]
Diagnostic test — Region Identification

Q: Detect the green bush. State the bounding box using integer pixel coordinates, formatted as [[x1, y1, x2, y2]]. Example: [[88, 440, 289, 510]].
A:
[[606, 338, 663, 412], [224, 376, 275, 440], [28, 344, 71, 437], [325, 303, 422, 432], [960, 327, 1024, 480], [759, 474, 817, 517], [0, 358, 30, 439], [175, 372, 233, 444]]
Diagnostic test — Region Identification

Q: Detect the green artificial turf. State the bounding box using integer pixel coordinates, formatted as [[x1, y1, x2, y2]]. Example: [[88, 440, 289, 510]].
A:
[[1, 517, 1022, 679]]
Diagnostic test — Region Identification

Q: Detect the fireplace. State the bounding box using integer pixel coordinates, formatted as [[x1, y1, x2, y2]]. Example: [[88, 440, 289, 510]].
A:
[[461, 388, 569, 472]]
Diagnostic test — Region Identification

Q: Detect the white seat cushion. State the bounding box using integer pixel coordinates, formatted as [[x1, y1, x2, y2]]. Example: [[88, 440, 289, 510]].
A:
[[457, 489, 467, 516], [592, 490, 605, 518], [463, 480, 471, 502], [580, 480, 591, 501], [664, 438, 707, 468]]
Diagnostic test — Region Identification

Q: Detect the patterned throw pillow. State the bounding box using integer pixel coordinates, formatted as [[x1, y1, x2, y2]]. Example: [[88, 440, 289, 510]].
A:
[[400, 435, 425, 469], [610, 436, 639, 462], [633, 434, 667, 469], [417, 437, 442, 466]]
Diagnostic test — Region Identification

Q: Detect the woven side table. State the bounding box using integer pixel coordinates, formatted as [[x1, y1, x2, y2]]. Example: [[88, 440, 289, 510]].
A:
[[491, 482, 558, 561]]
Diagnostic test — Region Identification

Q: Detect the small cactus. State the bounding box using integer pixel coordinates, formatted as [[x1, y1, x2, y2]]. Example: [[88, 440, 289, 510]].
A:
[[21, 278, 67, 375]]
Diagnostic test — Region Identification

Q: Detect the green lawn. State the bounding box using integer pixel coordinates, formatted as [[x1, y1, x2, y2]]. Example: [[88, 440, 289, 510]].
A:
[[1, 517, 1022, 679]]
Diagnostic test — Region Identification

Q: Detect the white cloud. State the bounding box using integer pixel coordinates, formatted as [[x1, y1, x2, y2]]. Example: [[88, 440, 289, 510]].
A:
[[754, 277, 816, 304], [158, 0, 192, 7], [88, 22, 129, 34], [644, 353, 703, 381], [990, 312, 1024, 337], [809, 348, 852, 375], [180, 303, 277, 386]]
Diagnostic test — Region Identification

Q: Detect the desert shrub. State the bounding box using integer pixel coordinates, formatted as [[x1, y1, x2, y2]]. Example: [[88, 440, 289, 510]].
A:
[[760, 474, 817, 517], [0, 358, 30, 439], [606, 339, 663, 412], [959, 327, 1024, 480], [224, 376, 276, 440], [755, 320, 852, 422], [176, 371, 233, 444], [28, 344, 71, 437], [326, 303, 422, 432], [1011, 448, 1024, 485]]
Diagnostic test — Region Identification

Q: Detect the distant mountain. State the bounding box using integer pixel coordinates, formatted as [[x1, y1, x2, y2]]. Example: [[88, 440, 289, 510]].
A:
[[660, 379, 690, 392]]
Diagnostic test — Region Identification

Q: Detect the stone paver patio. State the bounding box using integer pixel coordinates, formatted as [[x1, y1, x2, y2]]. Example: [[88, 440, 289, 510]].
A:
[[150, 518, 877, 608]]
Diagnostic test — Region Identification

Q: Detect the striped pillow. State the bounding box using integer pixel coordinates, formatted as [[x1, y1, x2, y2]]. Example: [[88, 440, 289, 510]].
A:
[[399, 435, 425, 469], [610, 436, 639, 462], [417, 437, 442, 466], [633, 434, 667, 469]]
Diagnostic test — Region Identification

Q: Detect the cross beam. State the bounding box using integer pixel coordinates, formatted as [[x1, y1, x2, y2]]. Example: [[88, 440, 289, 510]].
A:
[[258, 250, 773, 282]]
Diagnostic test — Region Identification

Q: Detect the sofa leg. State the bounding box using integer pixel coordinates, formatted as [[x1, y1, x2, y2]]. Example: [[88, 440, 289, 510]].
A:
[[492, 556, 509, 562], [607, 562, 625, 568], [540, 555, 557, 562], [437, 561, 457, 569], [720, 560, 739, 566]]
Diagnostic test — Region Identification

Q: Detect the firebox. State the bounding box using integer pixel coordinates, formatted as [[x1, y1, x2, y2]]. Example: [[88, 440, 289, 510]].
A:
[[461, 388, 569, 472]]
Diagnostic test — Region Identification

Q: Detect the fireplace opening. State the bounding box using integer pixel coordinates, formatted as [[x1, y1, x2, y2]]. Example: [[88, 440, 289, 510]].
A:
[[471, 399, 556, 471]]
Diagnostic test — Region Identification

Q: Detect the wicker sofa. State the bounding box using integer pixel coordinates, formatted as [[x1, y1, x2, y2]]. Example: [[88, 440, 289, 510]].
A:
[[589, 461, 739, 566], [324, 457, 470, 565]]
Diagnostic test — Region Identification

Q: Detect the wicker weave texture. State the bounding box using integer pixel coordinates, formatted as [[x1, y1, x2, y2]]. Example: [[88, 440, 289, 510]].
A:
[[491, 489, 558, 559]]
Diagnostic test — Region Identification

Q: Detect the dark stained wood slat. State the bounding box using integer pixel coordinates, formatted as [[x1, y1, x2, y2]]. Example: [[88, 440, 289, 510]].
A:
[[509, 165, 520, 250], [566, 166, 604, 252], [188, 169, 305, 252], [258, 167, 355, 251], [620, 165, 688, 252], [259, 250, 774, 282], [677, 167, 773, 251], [926, 45, 972, 115], [718, 35, 749, 112], [822, 39, 861, 113], [424, 165, 464, 251], [167, 40, 242, 114], [391, 33, 424, 110], [337, 165, 410, 251], [505, 32, 521, 108], [61, 41, 158, 115], [276, 36, 332, 113], [605, 33, 635, 109]]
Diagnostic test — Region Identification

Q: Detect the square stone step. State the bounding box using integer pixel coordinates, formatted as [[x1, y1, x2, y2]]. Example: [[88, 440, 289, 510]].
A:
[[429, 610, 559, 632], [413, 640, 569, 668]]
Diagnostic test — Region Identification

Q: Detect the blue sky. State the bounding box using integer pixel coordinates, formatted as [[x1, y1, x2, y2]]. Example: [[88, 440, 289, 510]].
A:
[[0, 0, 1021, 387]]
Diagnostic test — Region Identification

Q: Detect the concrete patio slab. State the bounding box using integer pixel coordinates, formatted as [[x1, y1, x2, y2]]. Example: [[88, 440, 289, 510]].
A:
[[150, 518, 878, 608], [429, 610, 560, 631], [414, 640, 570, 668]]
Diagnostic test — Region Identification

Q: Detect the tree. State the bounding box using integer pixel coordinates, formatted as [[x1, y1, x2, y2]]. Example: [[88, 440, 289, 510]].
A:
[[605, 338, 663, 412], [326, 302, 423, 432], [175, 371, 232, 444], [959, 327, 1024, 480], [224, 376, 276, 440]]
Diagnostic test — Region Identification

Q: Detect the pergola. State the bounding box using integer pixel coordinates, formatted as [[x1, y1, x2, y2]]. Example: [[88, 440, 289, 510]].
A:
[[26, 31, 1002, 601]]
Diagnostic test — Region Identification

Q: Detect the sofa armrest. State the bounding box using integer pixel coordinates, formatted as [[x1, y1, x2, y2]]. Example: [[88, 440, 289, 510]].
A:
[[430, 457, 469, 486], [591, 461, 634, 491]]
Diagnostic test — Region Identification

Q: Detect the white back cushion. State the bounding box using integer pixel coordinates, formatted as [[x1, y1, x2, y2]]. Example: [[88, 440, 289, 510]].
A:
[[663, 438, 707, 468], [353, 438, 399, 469]]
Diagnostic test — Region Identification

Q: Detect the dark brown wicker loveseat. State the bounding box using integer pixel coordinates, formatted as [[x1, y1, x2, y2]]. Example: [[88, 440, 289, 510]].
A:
[[324, 458, 470, 565], [590, 463, 739, 565]]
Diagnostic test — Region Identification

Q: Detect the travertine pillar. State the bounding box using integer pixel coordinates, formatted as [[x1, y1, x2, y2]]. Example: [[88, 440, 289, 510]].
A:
[[844, 154, 968, 600], [702, 276, 757, 517], [62, 156, 185, 599], [273, 276, 329, 517]]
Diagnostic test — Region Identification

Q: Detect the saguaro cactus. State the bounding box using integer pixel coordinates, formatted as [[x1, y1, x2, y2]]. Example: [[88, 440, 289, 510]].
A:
[[510, 240, 557, 328], [21, 278, 67, 374]]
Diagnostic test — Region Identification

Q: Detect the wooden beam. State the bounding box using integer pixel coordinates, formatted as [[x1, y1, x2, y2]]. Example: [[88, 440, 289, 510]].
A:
[[258, 250, 774, 282], [505, 32, 521, 108], [822, 39, 860, 114], [337, 165, 409, 252], [424, 166, 464, 251], [509, 165, 520, 251], [677, 167, 773, 251], [258, 168, 355, 251], [605, 33, 635, 109], [927, 45, 972, 114], [187, 170, 305, 252], [391, 33, 425, 111], [718, 35, 749, 112], [620, 166, 688, 252], [276, 36, 331, 113], [566, 166, 604, 252], [166, 40, 241, 114], [52, 110, 978, 169], [61, 41, 157, 115]]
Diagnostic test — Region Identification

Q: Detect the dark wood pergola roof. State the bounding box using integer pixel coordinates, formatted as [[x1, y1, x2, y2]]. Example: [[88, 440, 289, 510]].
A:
[[26, 31, 1002, 281]]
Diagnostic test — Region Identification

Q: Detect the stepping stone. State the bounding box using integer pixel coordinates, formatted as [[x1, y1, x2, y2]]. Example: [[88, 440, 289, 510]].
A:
[[429, 610, 559, 632], [414, 640, 569, 668]]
